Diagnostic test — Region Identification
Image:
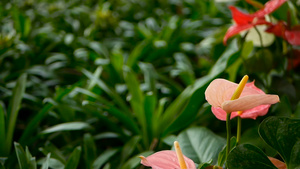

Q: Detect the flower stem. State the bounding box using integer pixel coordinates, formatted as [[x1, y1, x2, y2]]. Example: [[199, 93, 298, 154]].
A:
[[254, 26, 264, 48], [237, 116, 242, 144], [225, 112, 231, 169]]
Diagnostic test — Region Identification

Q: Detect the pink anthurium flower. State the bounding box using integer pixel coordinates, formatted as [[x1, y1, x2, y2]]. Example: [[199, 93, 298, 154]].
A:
[[140, 141, 196, 169], [223, 0, 287, 45], [205, 78, 279, 121]]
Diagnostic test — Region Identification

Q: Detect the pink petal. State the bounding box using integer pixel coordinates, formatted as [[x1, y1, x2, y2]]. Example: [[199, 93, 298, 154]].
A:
[[268, 157, 287, 169], [221, 94, 280, 113], [205, 80, 264, 108], [252, 0, 287, 18], [207, 80, 279, 120], [205, 79, 238, 108], [140, 150, 196, 169]]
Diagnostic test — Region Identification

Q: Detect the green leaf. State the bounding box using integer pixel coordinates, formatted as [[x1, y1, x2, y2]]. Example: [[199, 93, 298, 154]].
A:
[[81, 68, 129, 113], [0, 163, 5, 169], [64, 146, 82, 169], [162, 39, 239, 136], [0, 103, 6, 155], [25, 147, 37, 169], [41, 122, 92, 134], [218, 137, 237, 167], [174, 127, 226, 164], [123, 66, 148, 145], [41, 153, 51, 169], [14, 142, 37, 169], [126, 39, 152, 68], [197, 159, 212, 169], [47, 158, 64, 169], [144, 92, 156, 141], [15, 142, 28, 169], [259, 116, 300, 168], [39, 142, 66, 164], [6, 74, 27, 155], [83, 133, 96, 169], [92, 149, 118, 169], [19, 85, 76, 145], [120, 136, 141, 164], [227, 144, 277, 169]]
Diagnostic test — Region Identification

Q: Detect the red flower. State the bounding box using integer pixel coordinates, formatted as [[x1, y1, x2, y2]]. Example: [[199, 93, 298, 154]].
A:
[[223, 0, 287, 45], [266, 21, 300, 45]]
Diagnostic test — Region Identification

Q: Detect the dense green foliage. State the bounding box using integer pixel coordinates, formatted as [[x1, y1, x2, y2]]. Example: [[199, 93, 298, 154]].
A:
[[1, 0, 300, 168]]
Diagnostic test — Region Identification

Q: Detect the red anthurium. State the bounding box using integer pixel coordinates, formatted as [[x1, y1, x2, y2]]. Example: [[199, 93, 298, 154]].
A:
[[268, 157, 287, 169], [223, 0, 287, 45], [205, 78, 279, 121], [266, 21, 300, 45]]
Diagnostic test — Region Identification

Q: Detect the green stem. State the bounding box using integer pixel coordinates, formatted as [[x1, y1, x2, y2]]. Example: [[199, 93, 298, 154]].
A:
[[237, 116, 242, 145], [225, 113, 231, 169], [254, 26, 264, 48]]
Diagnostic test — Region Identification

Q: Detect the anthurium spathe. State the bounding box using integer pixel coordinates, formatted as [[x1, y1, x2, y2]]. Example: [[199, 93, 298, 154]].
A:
[[266, 21, 300, 46], [140, 141, 196, 169], [205, 78, 279, 121], [223, 0, 287, 45], [268, 157, 287, 169]]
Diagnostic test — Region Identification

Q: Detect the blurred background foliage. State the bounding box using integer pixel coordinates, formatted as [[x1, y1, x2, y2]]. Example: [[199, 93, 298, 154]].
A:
[[0, 0, 300, 168]]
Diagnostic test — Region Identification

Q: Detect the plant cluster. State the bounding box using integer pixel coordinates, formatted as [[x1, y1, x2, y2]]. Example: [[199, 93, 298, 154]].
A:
[[0, 0, 300, 169]]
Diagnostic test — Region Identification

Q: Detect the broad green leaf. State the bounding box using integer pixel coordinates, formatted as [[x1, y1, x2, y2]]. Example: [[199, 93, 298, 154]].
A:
[[259, 116, 300, 168], [92, 149, 118, 169], [198, 159, 212, 169], [120, 151, 153, 169], [41, 122, 92, 134], [6, 74, 27, 155], [174, 127, 226, 164], [83, 133, 97, 169], [64, 146, 81, 169], [227, 144, 277, 169]]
